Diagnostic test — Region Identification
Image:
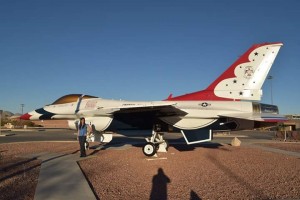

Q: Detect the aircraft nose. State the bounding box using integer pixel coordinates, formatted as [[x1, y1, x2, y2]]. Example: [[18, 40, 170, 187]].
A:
[[20, 113, 32, 120]]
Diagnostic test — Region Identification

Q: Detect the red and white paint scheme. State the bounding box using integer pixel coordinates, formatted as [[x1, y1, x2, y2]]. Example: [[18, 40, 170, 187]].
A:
[[21, 42, 285, 156]]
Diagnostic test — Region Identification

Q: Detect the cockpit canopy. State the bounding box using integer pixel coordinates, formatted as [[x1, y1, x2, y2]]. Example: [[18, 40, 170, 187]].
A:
[[51, 94, 98, 105]]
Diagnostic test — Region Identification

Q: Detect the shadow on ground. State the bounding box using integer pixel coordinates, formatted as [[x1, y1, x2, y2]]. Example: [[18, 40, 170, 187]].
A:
[[88, 138, 224, 155]]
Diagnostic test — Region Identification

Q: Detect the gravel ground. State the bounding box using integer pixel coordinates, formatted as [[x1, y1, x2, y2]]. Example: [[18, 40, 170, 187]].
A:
[[1, 142, 300, 200], [0, 142, 79, 200], [80, 143, 300, 200], [0, 155, 41, 200]]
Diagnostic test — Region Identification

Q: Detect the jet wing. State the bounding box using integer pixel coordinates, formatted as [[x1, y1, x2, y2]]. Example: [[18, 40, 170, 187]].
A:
[[77, 102, 186, 117]]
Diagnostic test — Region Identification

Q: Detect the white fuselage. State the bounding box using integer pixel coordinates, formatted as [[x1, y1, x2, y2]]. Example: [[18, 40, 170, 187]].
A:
[[27, 97, 254, 131]]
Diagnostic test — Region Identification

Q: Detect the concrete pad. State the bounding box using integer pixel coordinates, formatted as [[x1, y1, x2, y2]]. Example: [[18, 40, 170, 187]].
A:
[[32, 153, 96, 200]]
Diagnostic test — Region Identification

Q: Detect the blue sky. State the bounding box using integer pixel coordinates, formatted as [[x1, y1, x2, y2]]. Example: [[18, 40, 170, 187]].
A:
[[0, 0, 299, 114]]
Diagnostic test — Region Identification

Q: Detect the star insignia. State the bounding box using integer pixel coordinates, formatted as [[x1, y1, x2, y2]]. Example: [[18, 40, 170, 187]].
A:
[[201, 102, 208, 107], [233, 80, 237, 83], [254, 52, 258, 56], [200, 102, 210, 107]]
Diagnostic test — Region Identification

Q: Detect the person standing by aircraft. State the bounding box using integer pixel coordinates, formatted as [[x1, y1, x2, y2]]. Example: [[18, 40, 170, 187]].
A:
[[78, 117, 90, 157]]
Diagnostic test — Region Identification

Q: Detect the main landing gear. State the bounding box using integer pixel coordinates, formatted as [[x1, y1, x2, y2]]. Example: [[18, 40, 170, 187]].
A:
[[142, 125, 169, 157]]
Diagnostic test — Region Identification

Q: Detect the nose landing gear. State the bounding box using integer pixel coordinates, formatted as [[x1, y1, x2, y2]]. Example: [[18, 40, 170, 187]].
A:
[[142, 124, 169, 157]]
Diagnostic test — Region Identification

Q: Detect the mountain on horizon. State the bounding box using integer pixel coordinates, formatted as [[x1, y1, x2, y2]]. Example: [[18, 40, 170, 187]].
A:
[[0, 110, 15, 118]]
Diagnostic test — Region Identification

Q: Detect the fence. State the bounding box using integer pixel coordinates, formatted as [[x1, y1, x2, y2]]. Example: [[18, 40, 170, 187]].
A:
[[274, 131, 300, 141]]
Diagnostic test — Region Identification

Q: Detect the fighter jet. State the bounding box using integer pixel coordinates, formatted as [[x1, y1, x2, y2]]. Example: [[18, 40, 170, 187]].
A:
[[21, 42, 285, 156]]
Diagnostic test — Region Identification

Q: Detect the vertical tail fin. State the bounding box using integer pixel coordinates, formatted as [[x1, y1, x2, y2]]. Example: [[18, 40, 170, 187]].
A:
[[167, 42, 283, 101]]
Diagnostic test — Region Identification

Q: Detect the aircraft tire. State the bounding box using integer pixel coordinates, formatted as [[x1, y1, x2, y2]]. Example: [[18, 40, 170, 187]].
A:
[[143, 142, 156, 157]]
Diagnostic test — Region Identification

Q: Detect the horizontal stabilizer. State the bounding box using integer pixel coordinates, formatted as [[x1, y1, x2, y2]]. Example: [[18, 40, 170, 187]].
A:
[[219, 113, 287, 122], [260, 113, 287, 122]]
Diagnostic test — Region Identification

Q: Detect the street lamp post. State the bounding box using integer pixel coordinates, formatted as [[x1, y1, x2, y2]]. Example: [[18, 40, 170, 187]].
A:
[[0, 110, 2, 135], [21, 104, 24, 114], [267, 75, 273, 104], [20, 104, 25, 128]]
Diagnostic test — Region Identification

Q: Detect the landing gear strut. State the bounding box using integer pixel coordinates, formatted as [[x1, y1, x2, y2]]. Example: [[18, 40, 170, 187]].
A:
[[142, 124, 169, 157]]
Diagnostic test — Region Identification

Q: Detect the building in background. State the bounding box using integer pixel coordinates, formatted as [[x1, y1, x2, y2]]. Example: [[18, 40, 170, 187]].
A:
[[282, 114, 300, 131]]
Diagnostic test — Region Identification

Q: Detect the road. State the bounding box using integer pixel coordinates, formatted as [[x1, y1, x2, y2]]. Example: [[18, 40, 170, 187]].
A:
[[0, 129, 77, 143]]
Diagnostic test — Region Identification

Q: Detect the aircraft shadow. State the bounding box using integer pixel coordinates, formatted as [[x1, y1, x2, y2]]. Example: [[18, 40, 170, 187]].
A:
[[171, 142, 223, 152], [86, 131, 228, 156], [88, 137, 223, 154]]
